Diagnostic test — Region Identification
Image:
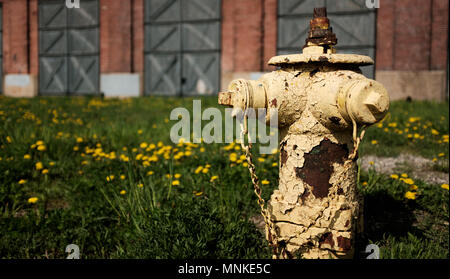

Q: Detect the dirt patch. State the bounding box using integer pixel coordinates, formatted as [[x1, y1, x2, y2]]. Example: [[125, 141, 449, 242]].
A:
[[361, 154, 449, 185]]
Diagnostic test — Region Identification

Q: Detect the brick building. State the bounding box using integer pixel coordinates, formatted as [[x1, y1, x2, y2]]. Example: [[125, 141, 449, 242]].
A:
[[0, 0, 448, 100]]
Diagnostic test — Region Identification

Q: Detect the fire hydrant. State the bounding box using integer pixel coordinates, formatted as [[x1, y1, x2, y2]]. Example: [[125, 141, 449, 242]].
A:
[[218, 7, 389, 259]]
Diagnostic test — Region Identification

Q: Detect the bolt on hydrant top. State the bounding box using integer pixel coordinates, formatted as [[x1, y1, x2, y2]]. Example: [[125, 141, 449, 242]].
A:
[[268, 7, 374, 66]]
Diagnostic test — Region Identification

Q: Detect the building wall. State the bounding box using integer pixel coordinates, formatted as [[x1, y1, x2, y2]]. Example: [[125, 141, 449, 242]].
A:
[[0, 0, 448, 100], [376, 0, 448, 100]]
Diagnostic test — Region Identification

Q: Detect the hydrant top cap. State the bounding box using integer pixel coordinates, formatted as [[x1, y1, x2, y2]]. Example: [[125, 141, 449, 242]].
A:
[[268, 53, 374, 67]]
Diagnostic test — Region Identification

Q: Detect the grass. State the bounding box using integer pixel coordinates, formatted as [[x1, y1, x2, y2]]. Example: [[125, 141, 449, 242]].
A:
[[0, 96, 448, 259]]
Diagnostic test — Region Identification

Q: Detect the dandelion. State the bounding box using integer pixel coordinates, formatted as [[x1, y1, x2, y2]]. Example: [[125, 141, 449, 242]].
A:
[[272, 162, 278, 167], [140, 142, 148, 149], [36, 140, 44, 146], [24, 154, 31, 160], [362, 181, 368, 186], [28, 197, 38, 204], [441, 184, 449, 190], [404, 191, 417, 200], [37, 145, 46, 151], [49, 162, 55, 166], [390, 174, 399, 179], [200, 147, 205, 152], [18, 179, 27, 184], [431, 129, 439, 135], [6, 136, 12, 143], [371, 140, 378, 145], [194, 166, 204, 174], [76, 137, 83, 143], [35, 162, 43, 170], [409, 185, 418, 191], [432, 157, 438, 162], [73, 146, 79, 151], [147, 171, 154, 176], [42, 169, 49, 174], [438, 153, 445, 157], [172, 180, 180, 186], [120, 190, 126, 195], [137, 129, 143, 135], [210, 175, 219, 182], [401, 178, 414, 185], [137, 183, 144, 188], [258, 157, 266, 162], [120, 175, 126, 180], [401, 173, 408, 178], [369, 161, 374, 165], [106, 175, 115, 182], [261, 180, 270, 185], [174, 173, 181, 179], [202, 168, 209, 174]]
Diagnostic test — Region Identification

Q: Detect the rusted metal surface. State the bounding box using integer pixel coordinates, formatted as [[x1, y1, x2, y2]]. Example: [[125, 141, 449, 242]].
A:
[[295, 139, 348, 199], [304, 7, 337, 48]]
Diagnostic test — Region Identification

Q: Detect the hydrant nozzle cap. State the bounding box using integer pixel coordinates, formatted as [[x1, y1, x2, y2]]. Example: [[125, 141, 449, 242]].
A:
[[343, 80, 390, 125]]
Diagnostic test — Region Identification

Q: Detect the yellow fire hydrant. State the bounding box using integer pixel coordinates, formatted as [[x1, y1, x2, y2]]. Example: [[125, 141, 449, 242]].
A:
[[218, 7, 389, 259]]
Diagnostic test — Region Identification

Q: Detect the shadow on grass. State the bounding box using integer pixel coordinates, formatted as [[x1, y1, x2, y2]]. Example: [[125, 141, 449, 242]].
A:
[[355, 191, 417, 259]]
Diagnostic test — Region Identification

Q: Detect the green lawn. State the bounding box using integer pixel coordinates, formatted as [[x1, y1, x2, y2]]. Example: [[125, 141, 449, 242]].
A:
[[0, 96, 448, 259]]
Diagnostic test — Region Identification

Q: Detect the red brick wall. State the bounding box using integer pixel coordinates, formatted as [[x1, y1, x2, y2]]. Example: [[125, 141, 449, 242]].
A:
[[1, 0, 29, 74], [221, 0, 277, 73], [132, 0, 144, 73], [100, 0, 132, 73], [376, 0, 448, 71]]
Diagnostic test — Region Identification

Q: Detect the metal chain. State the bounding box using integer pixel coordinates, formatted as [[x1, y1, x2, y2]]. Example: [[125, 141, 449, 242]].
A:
[[239, 113, 287, 259]]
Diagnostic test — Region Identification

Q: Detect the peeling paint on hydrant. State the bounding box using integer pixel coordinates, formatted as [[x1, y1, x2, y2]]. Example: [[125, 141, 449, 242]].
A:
[[218, 7, 390, 259]]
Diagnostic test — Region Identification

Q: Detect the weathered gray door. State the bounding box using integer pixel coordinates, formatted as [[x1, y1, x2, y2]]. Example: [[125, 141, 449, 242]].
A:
[[277, 0, 376, 78], [0, 4, 3, 94], [144, 0, 221, 96], [39, 0, 99, 95]]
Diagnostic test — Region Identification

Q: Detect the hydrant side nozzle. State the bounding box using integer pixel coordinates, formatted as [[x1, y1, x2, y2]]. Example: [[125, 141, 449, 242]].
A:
[[218, 91, 233, 107], [338, 79, 390, 126]]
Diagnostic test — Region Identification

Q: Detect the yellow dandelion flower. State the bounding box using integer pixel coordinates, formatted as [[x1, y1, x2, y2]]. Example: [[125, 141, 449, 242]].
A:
[[6, 136, 12, 143], [210, 175, 219, 182], [390, 174, 399, 179], [409, 185, 418, 191], [272, 162, 278, 167], [37, 145, 46, 151], [261, 180, 270, 185], [431, 129, 439, 135], [120, 175, 126, 180], [369, 161, 374, 165], [35, 162, 43, 170], [195, 191, 203, 196], [120, 190, 126, 195], [106, 175, 115, 182], [28, 197, 38, 204], [202, 168, 209, 174], [200, 147, 205, 152], [174, 173, 181, 179], [137, 183, 144, 188], [438, 153, 445, 157], [402, 178, 414, 185], [441, 184, 449, 190], [24, 154, 31, 160], [404, 191, 417, 200], [42, 169, 49, 174], [401, 173, 408, 178], [137, 130, 143, 135], [49, 162, 55, 166], [371, 140, 378, 145], [258, 158, 266, 162], [362, 181, 368, 186], [432, 157, 438, 162], [76, 137, 83, 143], [36, 140, 44, 146], [140, 142, 148, 149], [172, 180, 180, 186], [147, 171, 154, 176], [18, 179, 27, 184], [73, 146, 79, 151], [195, 166, 203, 174], [243, 162, 248, 167]]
